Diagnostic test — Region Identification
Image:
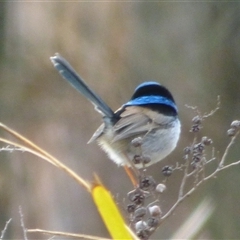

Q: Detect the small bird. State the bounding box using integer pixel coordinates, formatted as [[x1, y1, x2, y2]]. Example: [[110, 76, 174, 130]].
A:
[[50, 54, 180, 170]]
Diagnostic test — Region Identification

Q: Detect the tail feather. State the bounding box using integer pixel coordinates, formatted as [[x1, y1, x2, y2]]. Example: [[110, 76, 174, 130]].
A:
[[50, 53, 114, 118]]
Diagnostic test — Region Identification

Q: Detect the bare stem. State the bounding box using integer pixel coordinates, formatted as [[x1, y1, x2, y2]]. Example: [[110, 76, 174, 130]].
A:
[[0, 124, 91, 191], [0, 219, 12, 239], [27, 229, 110, 240], [219, 132, 239, 167], [19, 206, 28, 240], [0, 138, 58, 166], [162, 131, 240, 222], [178, 159, 190, 198]]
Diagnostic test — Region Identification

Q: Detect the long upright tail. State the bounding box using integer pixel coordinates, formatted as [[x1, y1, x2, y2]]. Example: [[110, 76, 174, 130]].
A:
[[50, 53, 114, 118]]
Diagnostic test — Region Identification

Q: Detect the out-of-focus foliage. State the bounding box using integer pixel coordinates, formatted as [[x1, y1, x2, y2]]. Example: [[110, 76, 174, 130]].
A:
[[0, 2, 240, 239]]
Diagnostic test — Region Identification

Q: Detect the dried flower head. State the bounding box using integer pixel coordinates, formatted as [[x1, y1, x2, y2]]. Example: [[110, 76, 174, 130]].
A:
[[192, 153, 202, 163], [132, 155, 143, 164], [192, 115, 202, 124], [127, 203, 136, 213], [136, 229, 150, 240], [128, 188, 145, 205], [162, 165, 173, 177], [147, 217, 159, 228], [191, 124, 201, 132], [184, 146, 191, 155], [193, 143, 205, 153], [201, 136, 213, 145], [140, 176, 156, 191]]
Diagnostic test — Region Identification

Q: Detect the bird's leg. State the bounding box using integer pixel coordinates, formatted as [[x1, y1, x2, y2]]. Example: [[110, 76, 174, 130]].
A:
[[124, 166, 139, 187], [123, 153, 140, 187]]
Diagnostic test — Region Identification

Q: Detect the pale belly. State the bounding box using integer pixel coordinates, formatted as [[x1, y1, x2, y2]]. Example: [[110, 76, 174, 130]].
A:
[[97, 119, 181, 169]]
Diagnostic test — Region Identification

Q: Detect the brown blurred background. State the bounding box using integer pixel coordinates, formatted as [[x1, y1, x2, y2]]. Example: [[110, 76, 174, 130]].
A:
[[0, 2, 240, 239]]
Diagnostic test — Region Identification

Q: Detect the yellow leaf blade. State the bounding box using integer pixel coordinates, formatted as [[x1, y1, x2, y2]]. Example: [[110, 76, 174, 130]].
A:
[[92, 184, 133, 240]]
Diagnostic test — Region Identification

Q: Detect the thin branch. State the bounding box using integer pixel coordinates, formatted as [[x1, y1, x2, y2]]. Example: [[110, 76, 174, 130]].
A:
[[219, 131, 239, 167], [0, 138, 58, 166], [178, 159, 190, 198], [0, 145, 23, 152], [218, 160, 240, 171], [202, 95, 220, 119], [0, 123, 56, 161], [203, 159, 240, 182], [0, 218, 12, 239], [27, 229, 110, 240], [161, 183, 198, 221], [19, 206, 28, 240], [162, 155, 240, 222]]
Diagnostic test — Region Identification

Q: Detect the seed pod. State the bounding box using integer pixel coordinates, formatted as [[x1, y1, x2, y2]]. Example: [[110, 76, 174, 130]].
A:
[[155, 183, 166, 193], [201, 136, 213, 145], [227, 128, 236, 137], [142, 156, 151, 164], [230, 120, 240, 129], [148, 205, 162, 217], [134, 207, 147, 219], [135, 220, 147, 231]]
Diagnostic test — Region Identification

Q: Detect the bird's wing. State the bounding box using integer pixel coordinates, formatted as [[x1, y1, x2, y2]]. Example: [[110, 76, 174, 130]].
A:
[[88, 123, 104, 143], [112, 106, 169, 142]]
